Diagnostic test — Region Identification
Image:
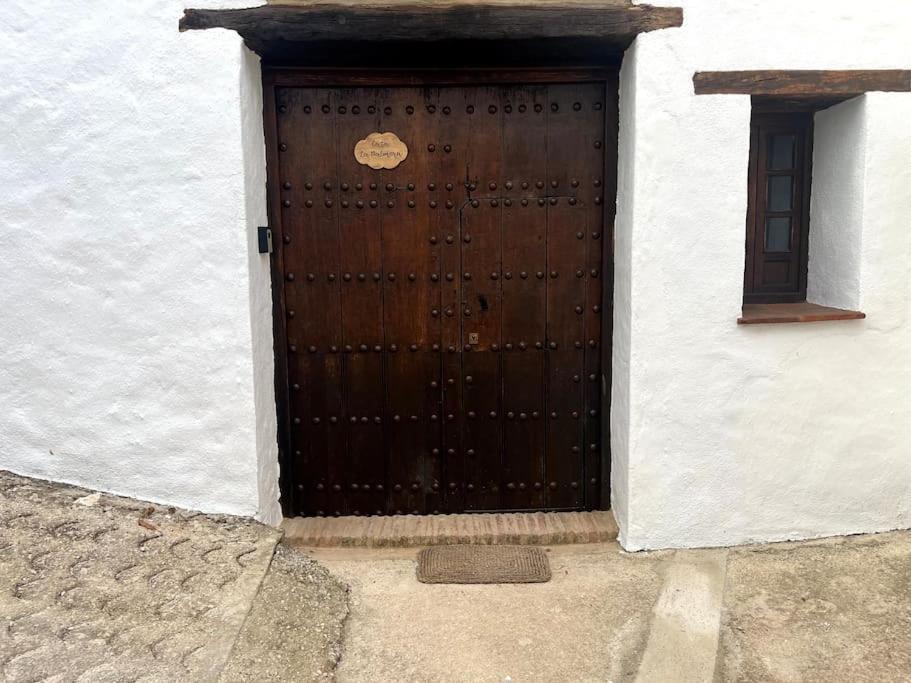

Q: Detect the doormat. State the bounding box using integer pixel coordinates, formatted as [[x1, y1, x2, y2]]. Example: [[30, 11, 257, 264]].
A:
[[416, 545, 551, 584]]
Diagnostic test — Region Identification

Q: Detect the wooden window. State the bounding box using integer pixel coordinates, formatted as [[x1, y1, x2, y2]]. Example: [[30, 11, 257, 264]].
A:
[[744, 112, 813, 304]]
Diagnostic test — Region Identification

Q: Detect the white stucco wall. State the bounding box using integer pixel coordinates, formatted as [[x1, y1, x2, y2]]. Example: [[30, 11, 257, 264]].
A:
[[615, 0, 911, 549], [609, 40, 641, 538], [0, 0, 279, 523], [807, 97, 867, 311]]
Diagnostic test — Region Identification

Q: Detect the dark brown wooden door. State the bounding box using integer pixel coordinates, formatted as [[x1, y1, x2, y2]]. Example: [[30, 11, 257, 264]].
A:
[[272, 81, 611, 516]]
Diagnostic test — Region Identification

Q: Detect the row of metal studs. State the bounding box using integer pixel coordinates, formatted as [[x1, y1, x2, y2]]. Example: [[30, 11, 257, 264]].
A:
[[294, 410, 598, 425], [286, 269, 601, 282], [279, 139, 603, 152], [312, 480, 594, 494], [288, 341, 599, 353], [289, 373, 598, 392], [283, 197, 602, 208], [277, 101, 605, 116], [284, 179, 602, 191]]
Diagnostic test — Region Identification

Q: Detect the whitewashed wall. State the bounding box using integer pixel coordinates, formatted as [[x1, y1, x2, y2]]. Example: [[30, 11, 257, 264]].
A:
[[0, 0, 280, 523], [615, 0, 911, 549]]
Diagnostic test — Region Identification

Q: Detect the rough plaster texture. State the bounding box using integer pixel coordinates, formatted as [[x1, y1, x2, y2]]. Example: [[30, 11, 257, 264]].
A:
[[614, 0, 911, 549], [239, 45, 282, 527], [807, 96, 867, 311], [609, 39, 639, 537], [0, 0, 280, 523]]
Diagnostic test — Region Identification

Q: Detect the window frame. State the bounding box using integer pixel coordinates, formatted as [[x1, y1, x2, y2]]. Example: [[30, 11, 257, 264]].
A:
[[744, 111, 814, 304]]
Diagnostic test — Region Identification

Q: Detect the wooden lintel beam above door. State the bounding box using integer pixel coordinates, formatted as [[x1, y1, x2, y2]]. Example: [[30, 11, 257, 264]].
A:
[[693, 70, 911, 97], [180, 3, 683, 61]]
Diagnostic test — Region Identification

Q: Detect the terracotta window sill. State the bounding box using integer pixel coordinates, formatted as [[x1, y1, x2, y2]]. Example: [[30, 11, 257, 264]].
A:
[[738, 302, 866, 325]]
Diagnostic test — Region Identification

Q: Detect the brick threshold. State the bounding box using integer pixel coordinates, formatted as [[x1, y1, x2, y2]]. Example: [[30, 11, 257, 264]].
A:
[[281, 510, 618, 548]]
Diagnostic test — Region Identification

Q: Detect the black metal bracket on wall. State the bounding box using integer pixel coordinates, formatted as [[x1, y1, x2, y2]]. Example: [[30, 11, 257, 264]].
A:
[[258, 226, 273, 254]]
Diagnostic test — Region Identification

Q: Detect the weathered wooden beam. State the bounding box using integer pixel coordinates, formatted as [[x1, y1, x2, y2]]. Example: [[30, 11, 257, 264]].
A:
[[179, 3, 683, 46], [694, 70, 911, 96], [750, 95, 855, 114]]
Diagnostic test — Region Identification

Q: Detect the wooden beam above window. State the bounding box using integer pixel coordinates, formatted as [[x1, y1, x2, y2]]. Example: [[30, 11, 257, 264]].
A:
[[180, 2, 683, 63], [694, 70, 911, 97]]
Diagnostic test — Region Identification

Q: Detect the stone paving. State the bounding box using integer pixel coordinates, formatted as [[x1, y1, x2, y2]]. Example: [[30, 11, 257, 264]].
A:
[[219, 543, 348, 682], [309, 532, 911, 682], [718, 531, 911, 681], [4, 468, 911, 682], [0, 471, 347, 682]]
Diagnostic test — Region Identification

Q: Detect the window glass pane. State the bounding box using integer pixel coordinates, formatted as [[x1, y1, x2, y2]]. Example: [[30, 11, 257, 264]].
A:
[[768, 134, 796, 170], [767, 175, 793, 212], [765, 217, 791, 252]]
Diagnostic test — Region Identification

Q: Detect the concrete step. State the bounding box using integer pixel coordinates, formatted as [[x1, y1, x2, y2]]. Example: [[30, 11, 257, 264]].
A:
[[281, 510, 618, 548]]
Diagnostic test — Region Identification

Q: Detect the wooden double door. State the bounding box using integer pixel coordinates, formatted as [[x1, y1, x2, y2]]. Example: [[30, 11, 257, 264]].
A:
[[270, 76, 614, 517]]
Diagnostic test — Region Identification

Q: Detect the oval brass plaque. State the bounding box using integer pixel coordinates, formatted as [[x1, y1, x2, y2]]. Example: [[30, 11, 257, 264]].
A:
[[354, 132, 409, 170]]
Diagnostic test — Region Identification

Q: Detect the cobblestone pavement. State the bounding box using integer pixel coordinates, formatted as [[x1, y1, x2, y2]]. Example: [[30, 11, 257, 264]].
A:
[[0, 471, 348, 682]]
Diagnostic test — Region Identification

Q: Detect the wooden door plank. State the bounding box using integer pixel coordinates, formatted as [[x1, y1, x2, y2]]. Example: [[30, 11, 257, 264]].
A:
[[377, 88, 442, 514], [501, 353, 546, 509], [461, 85, 504, 511], [416, 88, 447, 514], [544, 350, 584, 509], [343, 354, 386, 515], [462, 353, 501, 510], [462, 89, 504, 354], [334, 88, 387, 517], [499, 83, 549, 344], [278, 89, 343, 352], [434, 87, 472, 512], [499, 85, 548, 510], [575, 83, 607, 509], [543, 84, 590, 509], [290, 355, 346, 516], [276, 87, 348, 516]]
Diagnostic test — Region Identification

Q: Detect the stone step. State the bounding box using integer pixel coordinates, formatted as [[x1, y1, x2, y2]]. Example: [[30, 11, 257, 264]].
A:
[[281, 510, 618, 548]]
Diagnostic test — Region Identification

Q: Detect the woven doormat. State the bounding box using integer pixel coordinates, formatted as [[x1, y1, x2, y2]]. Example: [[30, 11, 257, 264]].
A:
[[417, 545, 551, 584]]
